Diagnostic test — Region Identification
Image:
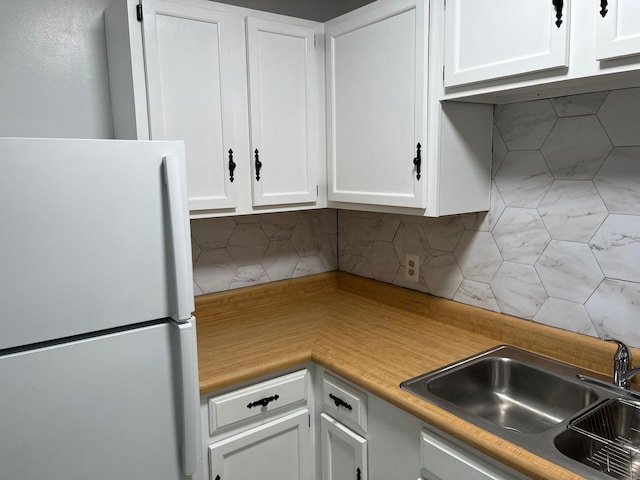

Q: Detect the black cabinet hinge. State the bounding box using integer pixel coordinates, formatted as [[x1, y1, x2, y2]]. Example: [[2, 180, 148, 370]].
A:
[[136, 3, 143, 22]]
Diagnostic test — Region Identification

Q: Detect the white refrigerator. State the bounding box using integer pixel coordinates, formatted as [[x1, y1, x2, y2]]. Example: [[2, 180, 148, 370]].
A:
[[0, 138, 202, 479]]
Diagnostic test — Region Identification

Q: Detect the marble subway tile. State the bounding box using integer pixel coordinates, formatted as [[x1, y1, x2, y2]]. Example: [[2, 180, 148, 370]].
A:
[[453, 279, 500, 313], [550, 91, 608, 117], [454, 230, 503, 283], [340, 254, 373, 279], [229, 265, 270, 289], [594, 147, 640, 214], [392, 222, 431, 265], [590, 214, 640, 283], [491, 262, 547, 319], [494, 151, 554, 208], [368, 213, 400, 242], [535, 240, 604, 303], [338, 213, 373, 257], [227, 223, 269, 266], [541, 116, 612, 179], [537, 180, 608, 242], [320, 234, 338, 271], [586, 279, 640, 346], [319, 209, 338, 235], [190, 217, 235, 249], [193, 248, 237, 293], [422, 216, 464, 251], [260, 212, 298, 240], [293, 255, 327, 278], [495, 99, 557, 150], [261, 240, 299, 281], [422, 250, 463, 299], [368, 240, 401, 283], [191, 237, 201, 266], [597, 87, 640, 146], [533, 298, 599, 337], [291, 216, 326, 256], [492, 125, 508, 178], [492, 207, 550, 265]]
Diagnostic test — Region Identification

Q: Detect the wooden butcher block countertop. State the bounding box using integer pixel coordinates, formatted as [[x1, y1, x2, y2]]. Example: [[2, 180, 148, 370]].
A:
[[195, 272, 624, 480]]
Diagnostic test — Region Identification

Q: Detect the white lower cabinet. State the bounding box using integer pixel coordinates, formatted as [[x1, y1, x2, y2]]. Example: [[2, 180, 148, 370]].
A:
[[202, 369, 311, 480], [209, 409, 311, 480], [201, 368, 529, 480], [320, 413, 367, 480]]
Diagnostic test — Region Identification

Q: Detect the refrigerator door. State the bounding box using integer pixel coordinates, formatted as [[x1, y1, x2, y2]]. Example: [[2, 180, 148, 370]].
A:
[[0, 138, 194, 350], [0, 320, 201, 480]]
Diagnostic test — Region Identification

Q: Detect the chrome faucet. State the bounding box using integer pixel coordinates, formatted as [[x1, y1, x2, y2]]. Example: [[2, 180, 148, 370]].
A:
[[611, 340, 640, 389]]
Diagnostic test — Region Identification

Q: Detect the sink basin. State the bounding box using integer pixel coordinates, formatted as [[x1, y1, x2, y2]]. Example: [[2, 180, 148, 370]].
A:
[[401, 345, 640, 479], [401, 345, 599, 434], [555, 398, 640, 479]]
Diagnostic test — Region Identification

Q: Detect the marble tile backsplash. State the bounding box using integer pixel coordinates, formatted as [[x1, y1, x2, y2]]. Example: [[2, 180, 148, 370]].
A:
[[191, 210, 337, 295], [339, 87, 640, 347]]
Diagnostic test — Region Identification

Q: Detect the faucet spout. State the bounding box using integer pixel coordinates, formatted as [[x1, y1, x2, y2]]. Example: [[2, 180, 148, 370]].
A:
[[611, 340, 634, 389]]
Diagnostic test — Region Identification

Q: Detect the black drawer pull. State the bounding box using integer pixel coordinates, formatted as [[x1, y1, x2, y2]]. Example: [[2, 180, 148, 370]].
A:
[[413, 143, 422, 180], [254, 149, 262, 181], [247, 394, 279, 409], [356, 467, 361, 480], [214, 476, 221, 480], [228, 149, 236, 183], [600, 0, 608, 17], [552, 0, 564, 27], [329, 393, 353, 411]]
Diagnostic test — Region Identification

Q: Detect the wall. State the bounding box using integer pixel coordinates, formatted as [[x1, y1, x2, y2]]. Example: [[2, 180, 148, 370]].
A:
[[5, 0, 640, 346], [0, 0, 115, 138], [0, 0, 370, 139], [339, 88, 640, 347]]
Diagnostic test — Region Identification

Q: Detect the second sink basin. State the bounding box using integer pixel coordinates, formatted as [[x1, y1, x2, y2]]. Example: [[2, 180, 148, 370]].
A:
[[401, 345, 600, 434]]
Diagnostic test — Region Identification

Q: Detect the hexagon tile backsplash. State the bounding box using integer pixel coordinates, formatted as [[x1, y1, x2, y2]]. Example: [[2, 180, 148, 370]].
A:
[[191, 210, 337, 295], [339, 87, 640, 347]]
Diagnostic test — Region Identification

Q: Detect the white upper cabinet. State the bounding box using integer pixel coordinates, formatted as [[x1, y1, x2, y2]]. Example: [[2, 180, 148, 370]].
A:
[[441, 0, 640, 102], [142, 0, 247, 212], [246, 18, 321, 206], [444, 0, 570, 87], [596, 0, 640, 60], [105, 0, 325, 218], [325, 0, 427, 209], [325, 0, 493, 216]]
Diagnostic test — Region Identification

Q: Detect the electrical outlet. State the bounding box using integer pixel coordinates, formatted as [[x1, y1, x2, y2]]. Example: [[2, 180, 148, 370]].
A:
[[405, 254, 419, 282]]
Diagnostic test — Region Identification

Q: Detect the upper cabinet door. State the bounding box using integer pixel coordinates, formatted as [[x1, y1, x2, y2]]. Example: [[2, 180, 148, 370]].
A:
[[444, 0, 570, 87], [596, 0, 640, 60], [326, 0, 427, 209], [246, 17, 321, 207], [141, 0, 249, 212]]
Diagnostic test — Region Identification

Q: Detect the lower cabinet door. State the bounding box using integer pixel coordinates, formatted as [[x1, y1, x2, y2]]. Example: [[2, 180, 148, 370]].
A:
[[321, 413, 367, 480], [209, 409, 311, 480]]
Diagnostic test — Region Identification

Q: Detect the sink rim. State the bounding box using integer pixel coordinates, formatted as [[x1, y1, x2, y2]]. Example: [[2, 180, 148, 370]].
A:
[[400, 344, 634, 480], [401, 345, 601, 434]]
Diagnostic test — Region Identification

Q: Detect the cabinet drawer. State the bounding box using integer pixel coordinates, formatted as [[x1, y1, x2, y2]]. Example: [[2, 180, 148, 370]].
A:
[[208, 369, 308, 434], [322, 374, 367, 434], [421, 429, 526, 480]]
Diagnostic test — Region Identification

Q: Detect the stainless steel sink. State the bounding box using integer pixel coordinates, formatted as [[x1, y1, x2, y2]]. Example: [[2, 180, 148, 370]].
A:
[[401, 345, 600, 433], [400, 345, 640, 480], [556, 398, 640, 479]]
